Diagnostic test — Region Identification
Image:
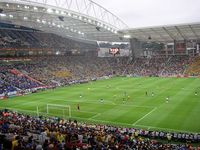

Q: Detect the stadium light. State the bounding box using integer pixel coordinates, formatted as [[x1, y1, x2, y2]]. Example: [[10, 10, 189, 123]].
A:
[[47, 8, 53, 13], [36, 19, 40, 22], [56, 51, 60, 55], [24, 6, 29, 9], [61, 11, 65, 15], [17, 5, 20, 8], [88, 19, 92, 23], [42, 20, 46, 24], [23, 17, 28, 20], [73, 14, 78, 18], [6, 4, 9, 7], [55, 10, 59, 14], [33, 7, 38, 10], [123, 34, 131, 38], [0, 14, 6, 17], [83, 18, 87, 21], [9, 14, 13, 18]]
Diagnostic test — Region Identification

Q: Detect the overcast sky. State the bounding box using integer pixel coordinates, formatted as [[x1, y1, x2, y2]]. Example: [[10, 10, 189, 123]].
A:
[[93, 0, 200, 28]]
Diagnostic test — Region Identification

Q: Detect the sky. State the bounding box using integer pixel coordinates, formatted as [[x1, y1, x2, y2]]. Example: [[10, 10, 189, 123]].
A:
[[93, 0, 200, 28]]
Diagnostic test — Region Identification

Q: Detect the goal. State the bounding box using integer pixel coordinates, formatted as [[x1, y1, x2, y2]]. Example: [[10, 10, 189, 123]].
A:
[[46, 104, 71, 118]]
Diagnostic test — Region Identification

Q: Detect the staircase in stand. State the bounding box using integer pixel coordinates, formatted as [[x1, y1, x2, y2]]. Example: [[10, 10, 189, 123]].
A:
[[10, 68, 45, 86]]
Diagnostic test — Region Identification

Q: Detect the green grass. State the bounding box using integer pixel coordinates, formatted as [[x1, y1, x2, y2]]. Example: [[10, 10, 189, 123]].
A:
[[1, 77, 200, 133]]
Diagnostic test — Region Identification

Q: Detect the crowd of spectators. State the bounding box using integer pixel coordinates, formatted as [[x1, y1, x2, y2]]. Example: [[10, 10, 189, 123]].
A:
[[1, 56, 120, 86], [124, 56, 167, 76], [0, 67, 17, 94], [2, 70, 41, 90], [0, 55, 197, 95], [0, 79, 16, 95], [185, 56, 200, 76], [0, 30, 33, 48], [0, 29, 96, 51], [161, 56, 189, 76], [119, 55, 190, 77], [0, 110, 199, 150], [0, 66, 43, 95]]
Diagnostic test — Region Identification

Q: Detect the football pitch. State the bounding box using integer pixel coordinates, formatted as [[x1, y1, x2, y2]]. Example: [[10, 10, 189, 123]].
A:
[[0, 77, 200, 133]]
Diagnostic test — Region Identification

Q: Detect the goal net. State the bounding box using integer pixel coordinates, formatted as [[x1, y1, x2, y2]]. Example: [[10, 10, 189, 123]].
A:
[[46, 104, 71, 118]]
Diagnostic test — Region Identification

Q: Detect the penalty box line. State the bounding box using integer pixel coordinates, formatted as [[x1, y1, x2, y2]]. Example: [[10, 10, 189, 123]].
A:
[[0, 106, 98, 115], [41, 97, 154, 109], [132, 107, 157, 126]]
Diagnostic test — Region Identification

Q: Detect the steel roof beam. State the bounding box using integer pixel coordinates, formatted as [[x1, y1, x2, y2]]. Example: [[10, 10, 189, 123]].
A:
[[189, 25, 200, 40], [137, 29, 151, 40], [162, 27, 175, 41], [150, 28, 168, 42], [175, 26, 186, 40]]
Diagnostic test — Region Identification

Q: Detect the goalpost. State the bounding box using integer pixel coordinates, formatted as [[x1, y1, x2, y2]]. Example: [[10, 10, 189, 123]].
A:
[[46, 104, 71, 118]]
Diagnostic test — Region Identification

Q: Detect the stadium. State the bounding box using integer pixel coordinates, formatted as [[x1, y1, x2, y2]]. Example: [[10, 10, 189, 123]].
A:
[[0, 0, 200, 149]]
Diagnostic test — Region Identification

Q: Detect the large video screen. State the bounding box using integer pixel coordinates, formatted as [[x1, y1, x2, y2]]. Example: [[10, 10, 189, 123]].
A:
[[97, 41, 130, 57], [109, 48, 120, 55]]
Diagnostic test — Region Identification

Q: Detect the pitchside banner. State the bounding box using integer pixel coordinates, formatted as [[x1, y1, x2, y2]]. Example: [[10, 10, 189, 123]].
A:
[[97, 41, 130, 57]]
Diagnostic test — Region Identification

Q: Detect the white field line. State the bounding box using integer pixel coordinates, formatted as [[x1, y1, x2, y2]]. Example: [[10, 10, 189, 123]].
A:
[[68, 115, 132, 126], [132, 107, 157, 125], [0, 106, 97, 115], [38, 97, 154, 108], [88, 113, 101, 120], [74, 110, 97, 114], [47, 107, 97, 114]]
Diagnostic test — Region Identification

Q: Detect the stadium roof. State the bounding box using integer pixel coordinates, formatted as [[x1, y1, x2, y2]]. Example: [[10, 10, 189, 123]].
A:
[[120, 23, 200, 43], [0, 0, 200, 43], [0, 0, 128, 42]]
